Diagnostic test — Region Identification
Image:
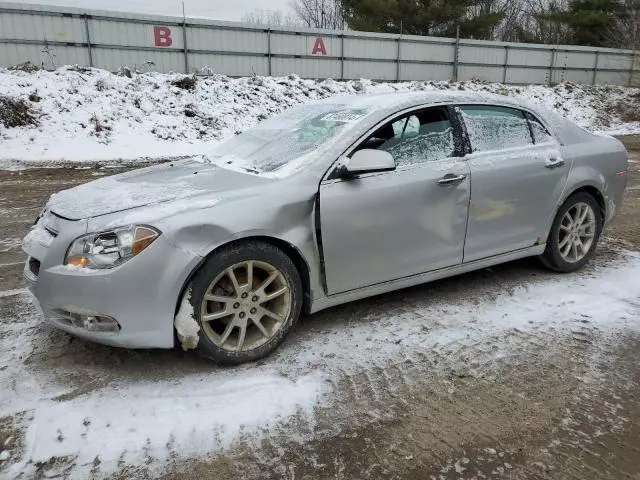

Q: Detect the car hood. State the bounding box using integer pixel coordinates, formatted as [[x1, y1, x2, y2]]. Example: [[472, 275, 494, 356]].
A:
[[47, 158, 273, 220]]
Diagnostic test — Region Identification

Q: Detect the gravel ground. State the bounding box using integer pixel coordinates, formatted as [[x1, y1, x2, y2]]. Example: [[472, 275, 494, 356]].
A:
[[0, 139, 639, 479]]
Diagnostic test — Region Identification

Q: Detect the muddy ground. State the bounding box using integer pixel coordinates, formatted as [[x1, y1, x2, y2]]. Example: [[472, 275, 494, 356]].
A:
[[0, 139, 639, 479]]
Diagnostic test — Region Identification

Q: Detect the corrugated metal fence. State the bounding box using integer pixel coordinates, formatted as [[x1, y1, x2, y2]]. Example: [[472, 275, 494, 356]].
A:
[[1, 1, 639, 86]]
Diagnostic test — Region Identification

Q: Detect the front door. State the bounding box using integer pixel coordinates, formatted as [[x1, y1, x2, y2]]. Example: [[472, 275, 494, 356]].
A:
[[458, 105, 570, 262], [319, 106, 471, 295]]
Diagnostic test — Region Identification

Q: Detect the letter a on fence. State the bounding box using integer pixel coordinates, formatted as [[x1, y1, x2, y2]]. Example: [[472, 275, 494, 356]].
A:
[[154, 26, 173, 47], [312, 37, 327, 55]]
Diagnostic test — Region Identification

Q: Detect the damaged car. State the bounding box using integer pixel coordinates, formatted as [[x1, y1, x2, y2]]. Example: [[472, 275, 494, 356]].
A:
[[23, 91, 628, 364]]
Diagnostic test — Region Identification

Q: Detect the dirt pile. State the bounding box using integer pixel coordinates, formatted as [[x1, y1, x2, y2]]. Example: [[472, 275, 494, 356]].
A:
[[0, 96, 38, 129]]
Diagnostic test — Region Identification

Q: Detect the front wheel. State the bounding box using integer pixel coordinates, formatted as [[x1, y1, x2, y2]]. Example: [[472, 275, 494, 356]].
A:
[[188, 240, 303, 365], [540, 192, 602, 272]]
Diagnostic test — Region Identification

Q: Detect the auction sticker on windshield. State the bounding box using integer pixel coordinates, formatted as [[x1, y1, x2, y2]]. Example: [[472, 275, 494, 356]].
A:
[[320, 111, 365, 123]]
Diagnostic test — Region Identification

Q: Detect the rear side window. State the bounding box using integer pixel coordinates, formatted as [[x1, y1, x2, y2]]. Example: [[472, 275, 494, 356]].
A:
[[459, 105, 533, 152], [526, 112, 555, 144]]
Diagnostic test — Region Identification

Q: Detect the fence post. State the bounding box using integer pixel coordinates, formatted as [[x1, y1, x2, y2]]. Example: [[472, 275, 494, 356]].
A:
[[396, 36, 401, 82], [548, 48, 556, 86], [180, 2, 189, 73], [182, 21, 189, 73], [591, 50, 599, 85], [340, 33, 345, 80], [267, 29, 272, 76], [83, 14, 93, 67], [629, 50, 636, 87], [502, 45, 509, 83], [453, 25, 460, 81]]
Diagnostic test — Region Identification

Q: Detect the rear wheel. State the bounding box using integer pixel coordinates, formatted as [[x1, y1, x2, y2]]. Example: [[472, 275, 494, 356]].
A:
[[189, 241, 302, 365], [540, 192, 602, 272]]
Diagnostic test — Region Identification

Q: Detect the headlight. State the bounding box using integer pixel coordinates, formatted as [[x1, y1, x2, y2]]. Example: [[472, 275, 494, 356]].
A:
[[64, 225, 160, 269]]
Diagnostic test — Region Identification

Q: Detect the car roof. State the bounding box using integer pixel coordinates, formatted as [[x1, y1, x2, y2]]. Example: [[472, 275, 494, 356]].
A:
[[317, 90, 528, 114]]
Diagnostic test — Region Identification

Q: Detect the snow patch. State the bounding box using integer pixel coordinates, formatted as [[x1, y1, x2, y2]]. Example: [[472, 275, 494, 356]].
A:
[[174, 287, 200, 351], [21, 217, 54, 252], [18, 373, 326, 476], [0, 288, 27, 298], [47, 174, 208, 220], [55, 264, 96, 273]]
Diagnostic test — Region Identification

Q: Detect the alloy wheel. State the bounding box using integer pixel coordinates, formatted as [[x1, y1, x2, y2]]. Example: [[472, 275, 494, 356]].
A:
[[557, 202, 597, 263], [200, 260, 291, 352]]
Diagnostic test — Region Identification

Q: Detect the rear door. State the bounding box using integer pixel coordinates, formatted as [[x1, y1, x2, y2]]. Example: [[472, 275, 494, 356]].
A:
[[319, 106, 471, 294], [458, 105, 569, 262]]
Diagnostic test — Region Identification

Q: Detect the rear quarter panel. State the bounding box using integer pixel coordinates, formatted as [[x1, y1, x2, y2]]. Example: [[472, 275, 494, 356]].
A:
[[561, 135, 628, 225]]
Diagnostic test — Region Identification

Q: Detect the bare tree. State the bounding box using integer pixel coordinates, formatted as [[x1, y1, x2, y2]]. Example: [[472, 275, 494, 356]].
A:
[[290, 0, 345, 29], [526, 0, 571, 44], [482, 0, 528, 41], [483, 0, 571, 43], [241, 8, 301, 27], [605, 0, 640, 49]]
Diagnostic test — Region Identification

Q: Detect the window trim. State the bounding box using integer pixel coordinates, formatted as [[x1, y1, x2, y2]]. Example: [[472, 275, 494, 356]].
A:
[[322, 103, 464, 182], [524, 111, 555, 145]]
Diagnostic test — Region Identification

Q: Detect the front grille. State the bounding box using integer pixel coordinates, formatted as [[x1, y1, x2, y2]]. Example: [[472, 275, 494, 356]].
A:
[[28, 257, 41, 277], [44, 226, 58, 238]]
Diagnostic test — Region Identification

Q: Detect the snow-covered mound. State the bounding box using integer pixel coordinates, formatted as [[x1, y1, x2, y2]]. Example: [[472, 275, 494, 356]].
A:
[[0, 65, 639, 166]]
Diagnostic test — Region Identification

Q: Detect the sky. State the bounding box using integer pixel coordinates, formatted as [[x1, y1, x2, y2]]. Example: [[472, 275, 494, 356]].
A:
[[17, 0, 294, 21]]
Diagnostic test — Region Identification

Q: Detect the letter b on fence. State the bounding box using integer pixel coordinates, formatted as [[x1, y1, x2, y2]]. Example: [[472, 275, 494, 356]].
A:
[[154, 26, 172, 47]]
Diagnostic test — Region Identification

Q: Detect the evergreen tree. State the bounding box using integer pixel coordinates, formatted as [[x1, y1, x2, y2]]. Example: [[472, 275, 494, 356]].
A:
[[341, 0, 505, 39], [540, 0, 624, 46]]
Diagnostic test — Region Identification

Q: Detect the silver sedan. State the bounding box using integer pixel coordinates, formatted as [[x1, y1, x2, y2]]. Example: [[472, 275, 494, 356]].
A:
[[22, 91, 629, 364]]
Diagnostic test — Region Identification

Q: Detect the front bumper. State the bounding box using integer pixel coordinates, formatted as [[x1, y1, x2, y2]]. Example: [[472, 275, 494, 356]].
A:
[[24, 229, 201, 349]]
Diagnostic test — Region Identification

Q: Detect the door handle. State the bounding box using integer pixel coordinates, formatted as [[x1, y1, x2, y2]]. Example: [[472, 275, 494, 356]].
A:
[[545, 157, 565, 169], [438, 173, 467, 185]]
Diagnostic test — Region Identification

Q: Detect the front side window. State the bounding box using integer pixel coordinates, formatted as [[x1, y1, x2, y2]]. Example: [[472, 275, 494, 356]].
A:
[[460, 105, 533, 152], [355, 107, 455, 167]]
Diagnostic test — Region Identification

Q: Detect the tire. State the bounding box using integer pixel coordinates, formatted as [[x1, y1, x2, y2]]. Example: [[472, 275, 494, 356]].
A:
[[540, 192, 603, 273], [188, 240, 303, 365]]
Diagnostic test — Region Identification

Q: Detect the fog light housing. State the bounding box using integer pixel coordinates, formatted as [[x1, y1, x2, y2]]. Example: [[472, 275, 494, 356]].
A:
[[69, 313, 120, 332]]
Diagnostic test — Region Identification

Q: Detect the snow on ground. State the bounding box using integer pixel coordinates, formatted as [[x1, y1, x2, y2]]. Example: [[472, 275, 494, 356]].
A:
[[0, 65, 639, 166], [24, 374, 326, 469], [1, 250, 640, 477]]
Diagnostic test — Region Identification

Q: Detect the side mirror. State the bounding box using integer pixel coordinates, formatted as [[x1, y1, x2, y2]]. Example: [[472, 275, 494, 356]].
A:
[[344, 149, 396, 176]]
